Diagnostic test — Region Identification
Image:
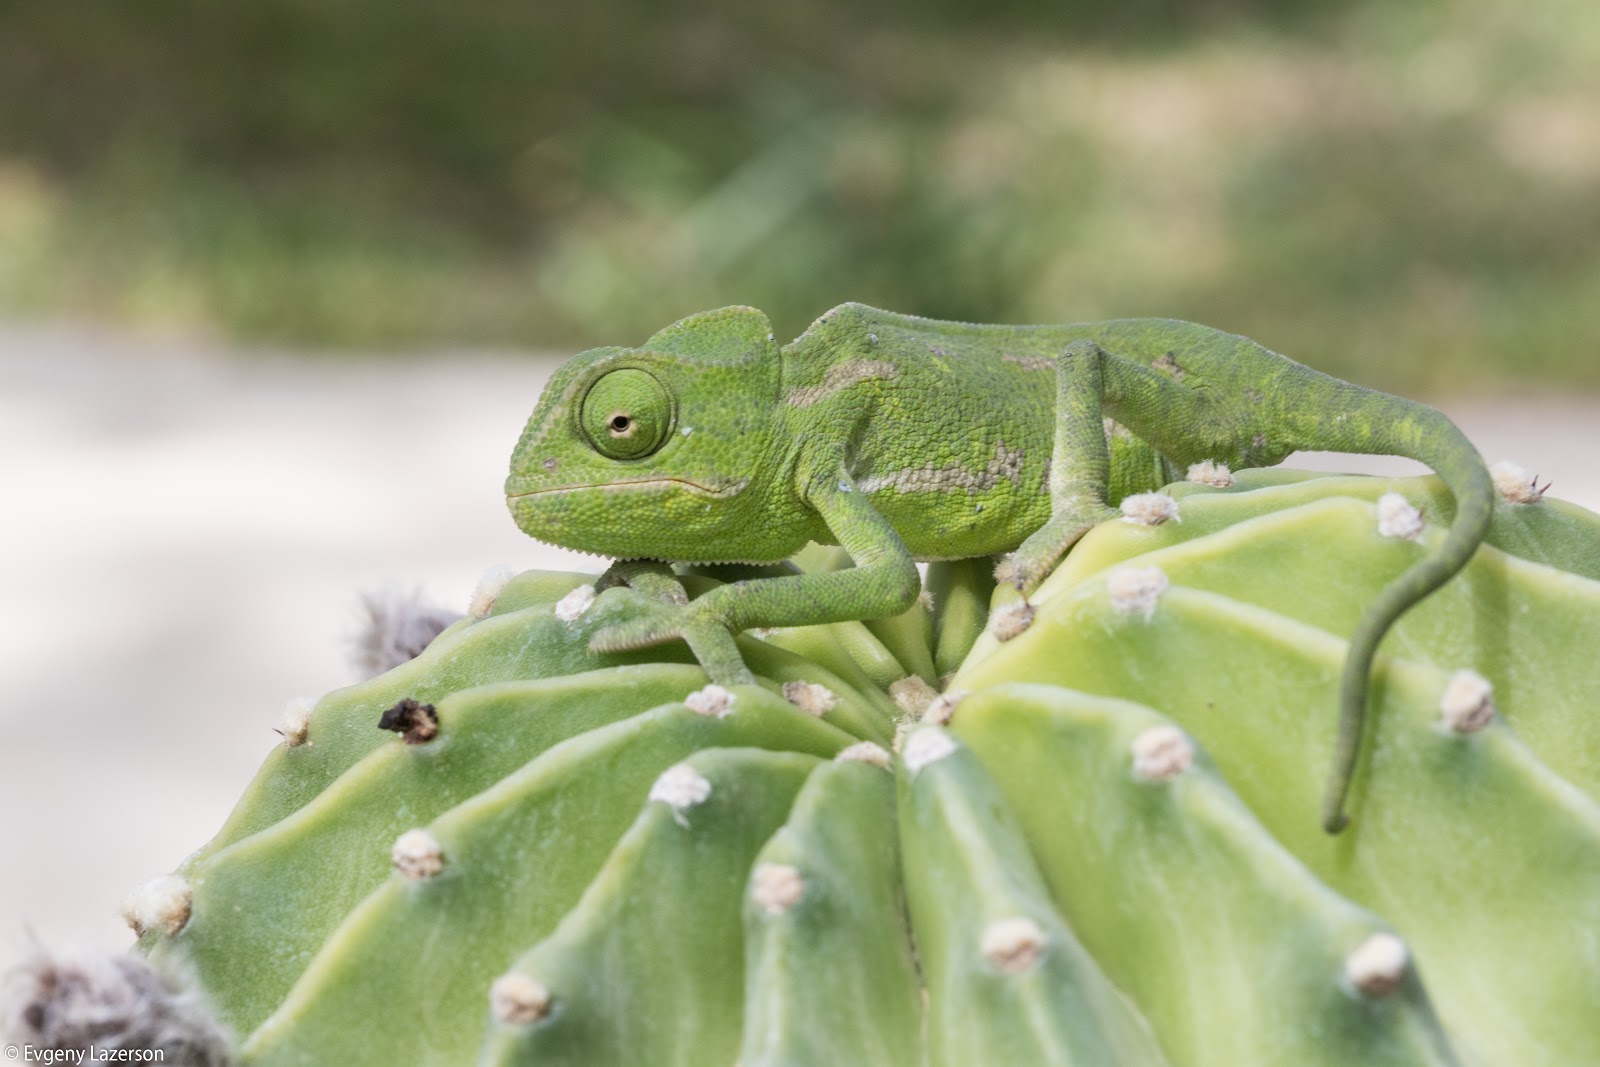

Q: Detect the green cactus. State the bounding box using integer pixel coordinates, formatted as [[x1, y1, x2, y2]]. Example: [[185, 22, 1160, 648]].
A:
[[40, 470, 1600, 1064]]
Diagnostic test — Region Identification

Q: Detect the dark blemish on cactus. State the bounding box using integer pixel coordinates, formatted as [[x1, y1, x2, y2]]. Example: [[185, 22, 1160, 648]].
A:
[[1152, 352, 1186, 381], [379, 698, 439, 744]]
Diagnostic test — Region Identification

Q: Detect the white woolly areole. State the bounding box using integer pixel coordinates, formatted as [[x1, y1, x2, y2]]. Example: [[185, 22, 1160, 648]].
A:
[[392, 828, 445, 879], [902, 728, 958, 774], [1490, 460, 1545, 504], [1, 947, 233, 1062], [1131, 725, 1194, 781], [990, 600, 1035, 641], [1439, 670, 1496, 733], [279, 696, 314, 747], [890, 675, 941, 716], [835, 741, 893, 768], [119, 875, 192, 937], [490, 972, 552, 1025], [685, 684, 734, 718], [1120, 492, 1181, 525], [469, 564, 515, 618], [1376, 493, 1425, 540], [1344, 932, 1409, 997], [782, 681, 837, 717], [923, 689, 967, 726], [553, 583, 597, 622], [981, 916, 1048, 974], [649, 763, 713, 812], [1107, 566, 1169, 619], [751, 862, 805, 915], [1186, 460, 1236, 488]]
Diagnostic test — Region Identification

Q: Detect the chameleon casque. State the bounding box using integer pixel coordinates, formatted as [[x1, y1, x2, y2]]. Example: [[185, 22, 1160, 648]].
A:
[[506, 303, 1494, 833]]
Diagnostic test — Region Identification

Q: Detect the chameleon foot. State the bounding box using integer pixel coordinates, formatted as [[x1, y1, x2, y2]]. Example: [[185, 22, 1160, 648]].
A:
[[1002, 506, 1119, 595], [993, 553, 1033, 592], [589, 598, 755, 686]]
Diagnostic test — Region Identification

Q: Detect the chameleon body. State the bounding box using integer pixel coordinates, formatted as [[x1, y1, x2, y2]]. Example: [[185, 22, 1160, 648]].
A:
[[506, 303, 1494, 831]]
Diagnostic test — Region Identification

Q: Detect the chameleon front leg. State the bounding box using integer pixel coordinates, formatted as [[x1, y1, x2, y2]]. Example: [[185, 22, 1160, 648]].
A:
[[592, 558, 750, 682], [589, 466, 922, 686], [1001, 339, 1131, 593]]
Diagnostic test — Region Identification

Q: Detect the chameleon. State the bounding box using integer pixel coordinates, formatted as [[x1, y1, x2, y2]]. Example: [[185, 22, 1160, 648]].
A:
[[505, 303, 1494, 833]]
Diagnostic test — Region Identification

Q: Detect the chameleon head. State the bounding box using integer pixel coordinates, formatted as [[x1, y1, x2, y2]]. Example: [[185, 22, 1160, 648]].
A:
[[505, 306, 793, 562]]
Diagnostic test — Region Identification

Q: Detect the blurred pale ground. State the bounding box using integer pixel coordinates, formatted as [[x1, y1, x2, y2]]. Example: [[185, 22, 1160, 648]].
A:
[[1, 320, 1596, 974]]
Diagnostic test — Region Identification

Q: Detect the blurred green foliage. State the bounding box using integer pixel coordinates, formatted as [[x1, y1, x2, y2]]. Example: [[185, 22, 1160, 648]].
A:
[[0, 0, 1596, 388]]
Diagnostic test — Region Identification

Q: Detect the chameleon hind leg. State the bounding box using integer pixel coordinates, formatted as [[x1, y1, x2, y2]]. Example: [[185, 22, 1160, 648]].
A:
[[1008, 335, 1494, 835], [1002, 339, 1201, 594]]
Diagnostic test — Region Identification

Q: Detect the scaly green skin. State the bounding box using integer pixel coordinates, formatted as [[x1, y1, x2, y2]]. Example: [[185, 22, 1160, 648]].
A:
[[506, 303, 1495, 831], [114, 471, 1600, 1065]]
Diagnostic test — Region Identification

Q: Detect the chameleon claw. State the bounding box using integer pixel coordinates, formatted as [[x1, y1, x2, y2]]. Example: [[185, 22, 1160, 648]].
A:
[[995, 550, 1056, 594], [588, 619, 681, 654], [588, 599, 754, 685], [995, 551, 1054, 596], [993, 553, 1028, 591], [587, 597, 688, 653], [1003, 507, 1116, 595]]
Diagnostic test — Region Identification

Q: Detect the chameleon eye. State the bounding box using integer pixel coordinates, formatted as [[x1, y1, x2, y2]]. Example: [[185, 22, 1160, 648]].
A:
[[581, 369, 674, 460]]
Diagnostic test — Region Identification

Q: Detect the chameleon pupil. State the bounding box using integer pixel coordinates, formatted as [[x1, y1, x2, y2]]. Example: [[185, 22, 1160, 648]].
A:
[[580, 369, 671, 458]]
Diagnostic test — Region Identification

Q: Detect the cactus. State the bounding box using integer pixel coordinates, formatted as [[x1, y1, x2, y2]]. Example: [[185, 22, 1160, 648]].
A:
[[14, 470, 1600, 1065]]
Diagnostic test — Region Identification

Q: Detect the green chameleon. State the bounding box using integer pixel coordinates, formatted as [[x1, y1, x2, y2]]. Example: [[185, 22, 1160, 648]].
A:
[[506, 303, 1494, 832]]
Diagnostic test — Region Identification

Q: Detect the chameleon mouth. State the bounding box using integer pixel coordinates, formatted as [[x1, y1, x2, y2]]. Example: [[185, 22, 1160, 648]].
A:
[[506, 476, 747, 502]]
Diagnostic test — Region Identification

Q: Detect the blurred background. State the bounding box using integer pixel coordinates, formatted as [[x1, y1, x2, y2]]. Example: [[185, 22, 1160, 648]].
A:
[[2, 0, 1597, 976], [2, 0, 1598, 387]]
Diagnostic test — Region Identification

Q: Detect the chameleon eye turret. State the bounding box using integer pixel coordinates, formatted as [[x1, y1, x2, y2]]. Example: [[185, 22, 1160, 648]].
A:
[[581, 368, 674, 460]]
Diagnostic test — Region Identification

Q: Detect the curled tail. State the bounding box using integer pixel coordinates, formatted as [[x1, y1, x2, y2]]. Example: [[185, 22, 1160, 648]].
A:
[[1320, 401, 1495, 833]]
